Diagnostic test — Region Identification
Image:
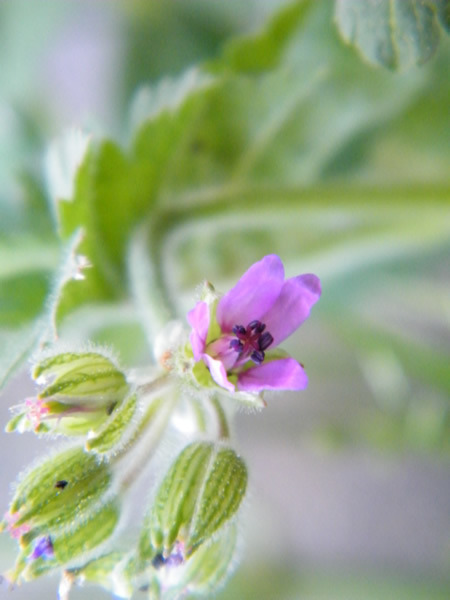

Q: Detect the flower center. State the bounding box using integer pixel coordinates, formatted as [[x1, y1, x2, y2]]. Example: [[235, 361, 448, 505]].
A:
[[230, 320, 274, 365]]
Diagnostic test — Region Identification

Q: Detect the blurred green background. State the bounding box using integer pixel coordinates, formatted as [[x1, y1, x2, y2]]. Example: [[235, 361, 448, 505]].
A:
[[0, 1, 449, 598]]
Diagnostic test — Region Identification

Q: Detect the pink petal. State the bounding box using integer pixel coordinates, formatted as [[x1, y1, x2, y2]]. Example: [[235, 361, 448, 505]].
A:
[[207, 336, 239, 371], [261, 274, 321, 345], [237, 358, 308, 392], [217, 255, 285, 333], [187, 301, 210, 360], [202, 354, 235, 392], [4, 512, 31, 539]]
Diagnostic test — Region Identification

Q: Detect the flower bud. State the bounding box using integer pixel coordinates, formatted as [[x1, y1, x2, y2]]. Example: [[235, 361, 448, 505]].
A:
[[85, 393, 137, 454], [139, 441, 247, 565], [6, 352, 129, 436], [62, 551, 135, 599], [5, 447, 111, 534], [1, 445, 119, 584], [12, 499, 121, 583], [173, 523, 238, 596]]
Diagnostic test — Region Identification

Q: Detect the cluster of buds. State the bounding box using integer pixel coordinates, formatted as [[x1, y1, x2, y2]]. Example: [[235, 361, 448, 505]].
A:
[[6, 352, 130, 437], [1, 446, 120, 583], [2, 256, 320, 599]]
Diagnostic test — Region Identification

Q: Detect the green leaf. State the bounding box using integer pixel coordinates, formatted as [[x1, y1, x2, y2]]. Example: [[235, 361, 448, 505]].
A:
[[0, 323, 43, 391], [0, 273, 48, 327], [156, 185, 450, 310], [53, 72, 215, 325], [0, 237, 58, 327], [432, 0, 450, 31], [334, 0, 448, 70], [209, 0, 313, 74], [127, 224, 175, 347]]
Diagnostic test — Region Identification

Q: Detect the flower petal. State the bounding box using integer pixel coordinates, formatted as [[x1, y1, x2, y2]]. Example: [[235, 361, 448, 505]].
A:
[[202, 354, 235, 392], [187, 302, 210, 360], [261, 274, 321, 345], [237, 358, 308, 392], [216, 255, 284, 333]]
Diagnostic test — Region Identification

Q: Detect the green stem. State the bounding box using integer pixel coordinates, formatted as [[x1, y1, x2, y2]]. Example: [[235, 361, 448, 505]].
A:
[[113, 374, 176, 492], [128, 223, 176, 350], [209, 395, 230, 440]]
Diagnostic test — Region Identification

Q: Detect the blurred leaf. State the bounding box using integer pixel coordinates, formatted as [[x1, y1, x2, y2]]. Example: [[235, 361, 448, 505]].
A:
[[0, 272, 49, 328], [209, 0, 313, 73], [0, 237, 57, 327], [54, 70, 214, 323], [214, 565, 450, 600], [0, 323, 42, 390], [432, 0, 450, 30], [51, 0, 450, 327], [157, 185, 449, 302], [58, 303, 150, 365], [128, 68, 211, 134], [334, 0, 449, 70]]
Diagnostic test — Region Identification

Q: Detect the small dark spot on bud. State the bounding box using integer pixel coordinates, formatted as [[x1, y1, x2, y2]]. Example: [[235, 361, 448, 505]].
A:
[[55, 480, 68, 489]]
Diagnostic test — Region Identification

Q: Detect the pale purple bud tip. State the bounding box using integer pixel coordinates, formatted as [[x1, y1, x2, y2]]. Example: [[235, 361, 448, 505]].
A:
[[29, 536, 54, 561]]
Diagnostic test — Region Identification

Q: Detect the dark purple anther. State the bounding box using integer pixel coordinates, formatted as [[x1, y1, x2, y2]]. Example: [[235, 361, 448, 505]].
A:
[[259, 332, 274, 351], [30, 536, 54, 561], [231, 320, 273, 363], [251, 350, 265, 364], [230, 339, 244, 352], [232, 325, 247, 336], [248, 320, 266, 333]]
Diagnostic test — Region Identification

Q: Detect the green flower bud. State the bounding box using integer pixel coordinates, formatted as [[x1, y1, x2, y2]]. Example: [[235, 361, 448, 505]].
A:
[[6, 352, 130, 436], [85, 393, 137, 454], [139, 441, 247, 565], [173, 524, 238, 597], [2, 446, 119, 583], [13, 499, 121, 583], [6, 447, 112, 535], [63, 551, 135, 599]]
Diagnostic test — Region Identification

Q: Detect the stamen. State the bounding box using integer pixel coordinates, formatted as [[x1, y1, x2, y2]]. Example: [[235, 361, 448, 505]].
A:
[[230, 339, 244, 352], [251, 350, 265, 364], [248, 320, 265, 333], [232, 325, 246, 336], [231, 320, 273, 363], [259, 332, 273, 351]]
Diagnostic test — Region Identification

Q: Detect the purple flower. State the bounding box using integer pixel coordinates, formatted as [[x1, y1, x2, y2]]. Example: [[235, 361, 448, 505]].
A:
[[187, 255, 321, 393]]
